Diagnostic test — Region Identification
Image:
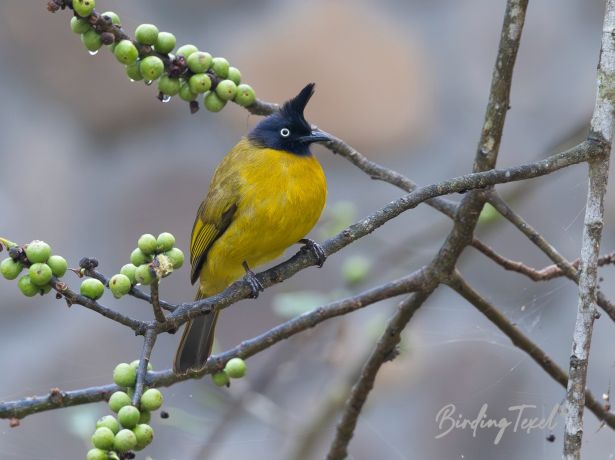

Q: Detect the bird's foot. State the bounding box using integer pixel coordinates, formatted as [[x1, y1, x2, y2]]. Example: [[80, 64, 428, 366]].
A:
[[299, 238, 327, 267], [242, 261, 264, 298]]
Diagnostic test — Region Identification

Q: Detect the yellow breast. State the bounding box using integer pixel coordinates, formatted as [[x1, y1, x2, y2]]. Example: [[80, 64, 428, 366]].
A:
[[199, 141, 327, 295]]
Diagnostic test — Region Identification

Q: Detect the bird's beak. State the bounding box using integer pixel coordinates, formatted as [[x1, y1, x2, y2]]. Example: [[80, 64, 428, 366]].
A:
[[300, 128, 332, 144]]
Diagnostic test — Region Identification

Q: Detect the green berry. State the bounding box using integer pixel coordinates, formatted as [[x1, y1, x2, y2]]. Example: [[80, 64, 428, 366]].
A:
[[164, 248, 184, 269], [80, 278, 104, 300], [101, 11, 120, 25], [86, 448, 108, 460], [139, 55, 164, 80], [212, 371, 229, 387], [224, 358, 247, 378], [138, 410, 151, 424], [96, 415, 120, 434], [135, 24, 159, 45], [0, 258, 23, 280], [211, 57, 230, 78], [109, 274, 131, 298], [133, 423, 154, 450], [114, 40, 139, 64], [187, 51, 212, 73], [156, 232, 175, 252], [118, 405, 140, 429], [140, 388, 163, 411], [130, 248, 150, 266], [109, 391, 132, 413], [81, 30, 102, 52], [176, 44, 198, 58], [215, 79, 237, 101], [130, 359, 154, 371], [179, 83, 198, 102], [154, 31, 176, 54], [234, 84, 256, 107], [70, 16, 91, 34], [113, 362, 137, 387], [18, 275, 39, 297], [113, 428, 137, 453], [204, 91, 227, 112], [73, 0, 95, 17], [158, 75, 181, 96], [47, 255, 67, 277], [135, 264, 154, 285], [28, 263, 53, 287], [25, 240, 51, 263], [126, 62, 143, 81], [91, 426, 115, 450], [137, 234, 158, 255], [120, 264, 138, 285], [228, 67, 241, 85], [189, 73, 212, 94]]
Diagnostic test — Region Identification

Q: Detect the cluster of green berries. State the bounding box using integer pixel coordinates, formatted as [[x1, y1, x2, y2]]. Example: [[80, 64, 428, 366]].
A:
[[1, 240, 68, 297], [87, 361, 162, 459], [106, 233, 184, 299], [69, 3, 256, 112], [211, 357, 247, 387]]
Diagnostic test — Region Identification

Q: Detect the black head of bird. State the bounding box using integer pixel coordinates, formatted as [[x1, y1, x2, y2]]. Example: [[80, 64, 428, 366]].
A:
[[248, 83, 331, 156]]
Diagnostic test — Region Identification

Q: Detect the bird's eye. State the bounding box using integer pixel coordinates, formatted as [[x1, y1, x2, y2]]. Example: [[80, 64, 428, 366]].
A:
[[280, 128, 291, 138]]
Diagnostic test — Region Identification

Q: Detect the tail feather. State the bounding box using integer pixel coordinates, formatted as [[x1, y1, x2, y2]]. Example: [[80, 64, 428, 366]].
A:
[[173, 291, 219, 374]]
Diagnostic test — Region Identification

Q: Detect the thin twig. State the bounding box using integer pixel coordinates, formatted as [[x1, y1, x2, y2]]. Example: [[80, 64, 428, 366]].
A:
[[149, 280, 166, 323], [487, 192, 615, 322], [326, 290, 432, 460], [446, 272, 615, 430], [132, 327, 157, 407], [471, 239, 615, 281]]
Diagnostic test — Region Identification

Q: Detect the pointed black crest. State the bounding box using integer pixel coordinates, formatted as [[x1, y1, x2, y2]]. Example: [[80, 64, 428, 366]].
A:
[[280, 83, 315, 132]]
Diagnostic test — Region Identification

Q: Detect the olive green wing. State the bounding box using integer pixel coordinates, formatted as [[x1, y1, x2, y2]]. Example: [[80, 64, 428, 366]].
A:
[[189, 157, 242, 285]]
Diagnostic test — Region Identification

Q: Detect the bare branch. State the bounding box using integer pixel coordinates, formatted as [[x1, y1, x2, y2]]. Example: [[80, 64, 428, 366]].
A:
[[563, 0, 615, 449], [149, 280, 166, 323], [447, 273, 615, 430], [0, 269, 426, 420], [487, 192, 615, 323], [326, 290, 432, 460], [471, 239, 615, 281], [132, 327, 157, 407]]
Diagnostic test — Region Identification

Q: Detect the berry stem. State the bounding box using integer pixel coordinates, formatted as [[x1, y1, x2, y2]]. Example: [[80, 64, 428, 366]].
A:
[[132, 327, 157, 407], [150, 279, 166, 323]]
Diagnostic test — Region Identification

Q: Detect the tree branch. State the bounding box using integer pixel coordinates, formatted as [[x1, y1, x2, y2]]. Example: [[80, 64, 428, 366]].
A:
[[564, 0, 615, 450], [472, 239, 615, 281], [132, 327, 157, 407], [0, 268, 426, 420], [326, 290, 433, 460], [446, 272, 615, 430]]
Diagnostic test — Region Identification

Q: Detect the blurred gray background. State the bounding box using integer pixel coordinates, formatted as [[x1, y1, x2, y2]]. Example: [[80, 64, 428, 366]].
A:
[[1, 0, 614, 459]]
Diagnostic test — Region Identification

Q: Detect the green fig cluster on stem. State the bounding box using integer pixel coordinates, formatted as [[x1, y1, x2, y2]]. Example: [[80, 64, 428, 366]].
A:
[[87, 361, 161, 458], [67, 5, 257, 112], [1, 239, 68, 298]]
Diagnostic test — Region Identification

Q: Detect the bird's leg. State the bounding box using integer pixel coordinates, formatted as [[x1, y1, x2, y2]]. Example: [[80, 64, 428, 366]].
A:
[[242, 261, 264, 298], [299, 238, 327, 267]]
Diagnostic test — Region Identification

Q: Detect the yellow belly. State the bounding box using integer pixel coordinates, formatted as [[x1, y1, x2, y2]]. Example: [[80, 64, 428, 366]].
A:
[[199, 148, 326, 295]]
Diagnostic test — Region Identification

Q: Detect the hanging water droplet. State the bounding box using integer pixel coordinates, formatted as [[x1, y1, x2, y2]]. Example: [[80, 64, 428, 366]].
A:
[[161, 95, 171, 103], [144, 80, 153, 86], [88, 50, 99, 56]]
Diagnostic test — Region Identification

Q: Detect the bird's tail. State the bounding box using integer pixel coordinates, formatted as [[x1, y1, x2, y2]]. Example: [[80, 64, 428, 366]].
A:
[[173, 289, 219, 374]]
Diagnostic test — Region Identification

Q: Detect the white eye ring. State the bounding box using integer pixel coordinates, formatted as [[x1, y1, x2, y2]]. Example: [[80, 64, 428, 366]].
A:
[[280, 128, 291, 138]]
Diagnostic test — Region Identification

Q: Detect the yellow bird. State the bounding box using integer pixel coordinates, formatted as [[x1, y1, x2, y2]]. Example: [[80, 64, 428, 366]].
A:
[[174, 83, 329, 373]]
